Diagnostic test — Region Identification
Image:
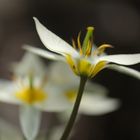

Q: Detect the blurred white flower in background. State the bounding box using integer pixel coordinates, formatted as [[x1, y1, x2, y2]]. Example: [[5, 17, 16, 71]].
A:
[[0, 51, 120, 140], [48, 61, 120, 116], [47, 61, 120, 140], [0, 52, 69, 140]]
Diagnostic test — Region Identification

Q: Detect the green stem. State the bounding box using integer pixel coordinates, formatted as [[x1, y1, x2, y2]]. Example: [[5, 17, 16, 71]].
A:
[[60, 76, 87, 140]]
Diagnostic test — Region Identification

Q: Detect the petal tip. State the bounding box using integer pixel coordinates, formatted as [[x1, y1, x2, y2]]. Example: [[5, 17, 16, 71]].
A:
[[33, 17, 37, 21], [22, 45, 30, 51], [33, 17, 40, 25]]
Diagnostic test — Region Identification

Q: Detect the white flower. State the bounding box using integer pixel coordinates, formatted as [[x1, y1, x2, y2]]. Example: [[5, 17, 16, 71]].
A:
[[0, 52, 120, 140], [24, 17, 140, 79], [0, 53, 68, 111], [0, 52, 68, 140], [0, 52, 120, 109]]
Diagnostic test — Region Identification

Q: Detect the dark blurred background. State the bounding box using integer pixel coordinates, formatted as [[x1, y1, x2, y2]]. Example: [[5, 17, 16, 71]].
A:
[[0, 0, 140, 140]]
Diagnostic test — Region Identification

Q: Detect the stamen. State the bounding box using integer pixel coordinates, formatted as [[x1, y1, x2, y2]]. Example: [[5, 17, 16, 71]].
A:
[[85, 40, 92, 56], [72, 39, 76, 49], [29, 73, 34, 89], [93, 44, 113, 56], [77, 32, 83, 55]]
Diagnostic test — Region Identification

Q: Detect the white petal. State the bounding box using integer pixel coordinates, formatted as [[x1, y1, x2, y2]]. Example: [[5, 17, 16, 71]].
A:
[[0, 80, 19, 104], [80, 93, 120, 115], [33, 17, 79, 57], [12, 51, 46, 78], [99, 54, 140, 65], [107, 64, 140, 79], [36, 94, 71, 112], [48, 61, 79, 85], [36, 101, 70, 112], [36, 83, 71, 112], [19, 105, 41, 140], [23, 45, 65, 61], [85, 81, 108, 95]]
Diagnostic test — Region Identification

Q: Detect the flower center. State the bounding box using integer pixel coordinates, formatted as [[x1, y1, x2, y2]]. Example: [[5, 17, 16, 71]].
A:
[[15, 87, 47, 104], [15, 74, 47, 104], [65, 90, 77, 102], [66, 27, 113, 78], [66, 55, 107, 78]]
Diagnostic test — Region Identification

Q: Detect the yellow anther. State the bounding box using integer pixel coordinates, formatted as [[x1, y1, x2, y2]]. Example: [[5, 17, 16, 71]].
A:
[[93, 44, 113, 56]]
